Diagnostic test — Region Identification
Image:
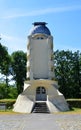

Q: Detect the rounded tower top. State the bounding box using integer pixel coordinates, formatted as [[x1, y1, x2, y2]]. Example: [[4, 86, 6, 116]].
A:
[[29, 22, 51, 36]]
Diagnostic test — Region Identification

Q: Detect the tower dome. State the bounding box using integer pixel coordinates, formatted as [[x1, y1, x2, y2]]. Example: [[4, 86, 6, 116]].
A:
[[29, 22, 51, 35]]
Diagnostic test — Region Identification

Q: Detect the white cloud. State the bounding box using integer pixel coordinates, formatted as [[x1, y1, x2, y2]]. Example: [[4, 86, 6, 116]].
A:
[[1, 5, 81, 19], [1, 34, 26, 53]]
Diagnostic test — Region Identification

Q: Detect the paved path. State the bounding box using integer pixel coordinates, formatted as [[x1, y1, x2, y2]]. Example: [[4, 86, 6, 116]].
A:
[[0, 113, 81, 130]]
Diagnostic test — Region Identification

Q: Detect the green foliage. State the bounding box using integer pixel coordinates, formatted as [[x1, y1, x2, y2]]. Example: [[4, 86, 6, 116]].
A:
[[0, 99, 16, 109], [67, 99, 81, 108], [11, 51, 27, 94], [0, 83, 18, 99], [0, 83, 8, 99], [7, 86, 18, 99], [54, 50, 81, 98], [0, 43, 27, 95], [0, 43, 11, 86]]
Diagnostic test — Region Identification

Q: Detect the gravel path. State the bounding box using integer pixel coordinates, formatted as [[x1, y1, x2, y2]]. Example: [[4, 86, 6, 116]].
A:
[[0, 113, 81, 130]]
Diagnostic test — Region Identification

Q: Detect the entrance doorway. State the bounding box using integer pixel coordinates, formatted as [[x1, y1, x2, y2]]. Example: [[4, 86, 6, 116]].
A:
[[36, 87, 47, 101]]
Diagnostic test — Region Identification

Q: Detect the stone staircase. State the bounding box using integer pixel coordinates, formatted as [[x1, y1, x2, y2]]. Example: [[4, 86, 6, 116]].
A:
[[32, 102, 50, 113]]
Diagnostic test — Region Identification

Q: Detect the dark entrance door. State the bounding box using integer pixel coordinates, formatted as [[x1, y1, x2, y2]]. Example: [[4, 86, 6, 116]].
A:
[[36, 87, 47, 101]]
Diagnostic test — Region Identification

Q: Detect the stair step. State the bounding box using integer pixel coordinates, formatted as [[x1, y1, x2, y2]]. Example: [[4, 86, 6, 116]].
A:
[[32, 102, 50, 113]]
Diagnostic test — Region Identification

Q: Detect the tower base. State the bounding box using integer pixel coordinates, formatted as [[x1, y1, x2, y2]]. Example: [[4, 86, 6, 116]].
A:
[[13, 79, 69, 113]]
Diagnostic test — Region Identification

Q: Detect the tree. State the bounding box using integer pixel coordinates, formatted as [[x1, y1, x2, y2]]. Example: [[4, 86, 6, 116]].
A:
[[54, 50, 81, 98], [0, 43, 11, 86], [79, 53, 81, 95], [0, 83, 8, 99], [11, 51, 27, 94], [7, 85, 18, 99], [54, 50, 72, 98], [0, 83, 18, 99], [71, 51, 81, 97]]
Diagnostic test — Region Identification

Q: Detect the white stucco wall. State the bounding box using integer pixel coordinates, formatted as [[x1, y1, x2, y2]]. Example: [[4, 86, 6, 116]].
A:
[[27, 35, 54, 80], [31, 39, 49, 79]]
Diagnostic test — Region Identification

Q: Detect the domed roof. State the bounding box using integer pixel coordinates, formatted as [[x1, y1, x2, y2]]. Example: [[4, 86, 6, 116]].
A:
[[29, 22, 51, 35]]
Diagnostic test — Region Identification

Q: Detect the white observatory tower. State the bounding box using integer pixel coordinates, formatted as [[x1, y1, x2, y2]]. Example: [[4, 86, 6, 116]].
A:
[[13, 22, 69, 113], [27, 22, 54, 80]]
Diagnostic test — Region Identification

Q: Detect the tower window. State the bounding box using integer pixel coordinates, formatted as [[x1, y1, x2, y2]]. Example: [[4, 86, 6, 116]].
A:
[[37, 37, 44, 39]]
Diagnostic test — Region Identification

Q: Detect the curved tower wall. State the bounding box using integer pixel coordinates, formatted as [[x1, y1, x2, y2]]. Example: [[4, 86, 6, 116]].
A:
[[27, 34, 54, 80]]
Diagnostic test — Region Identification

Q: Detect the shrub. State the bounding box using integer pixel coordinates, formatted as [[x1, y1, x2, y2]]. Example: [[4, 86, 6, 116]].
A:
[[8, 86, 18, 99], [0, 83, 18, 99], [0, 99, 16, 109], [67, 99, 81, 108]]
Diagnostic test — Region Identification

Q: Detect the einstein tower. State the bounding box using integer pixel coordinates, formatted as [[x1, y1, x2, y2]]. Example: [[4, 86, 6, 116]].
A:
[[13, 22, 69, 113]]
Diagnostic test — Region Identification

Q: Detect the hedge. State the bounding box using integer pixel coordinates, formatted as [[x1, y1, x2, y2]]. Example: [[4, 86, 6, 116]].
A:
[[67, 99, 81, 108], [0, 99, 81, 110], [0, 99, 16, 109]]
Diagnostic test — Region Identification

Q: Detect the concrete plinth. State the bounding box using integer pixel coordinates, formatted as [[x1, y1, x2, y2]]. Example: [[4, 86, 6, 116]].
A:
[[13, 79, 69, 113]]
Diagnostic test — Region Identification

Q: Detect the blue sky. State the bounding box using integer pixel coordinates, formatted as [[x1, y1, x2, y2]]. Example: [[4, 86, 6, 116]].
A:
[[0, 0, 81, 54]]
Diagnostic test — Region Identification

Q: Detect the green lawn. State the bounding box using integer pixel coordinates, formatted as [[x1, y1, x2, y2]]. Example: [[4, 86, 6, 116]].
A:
[[0, 107, 81, 114], [0, 99, 16, 102], [58, 107, 81, 114]]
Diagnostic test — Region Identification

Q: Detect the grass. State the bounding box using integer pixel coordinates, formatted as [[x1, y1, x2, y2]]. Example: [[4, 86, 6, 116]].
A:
[[0, 99, 16, 102], [58, 107, 81, 114], [67, 99, 81, 101], [70, 107, 81, 113], [0, 107, 81, 115], [0, 110, 19, 114]]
